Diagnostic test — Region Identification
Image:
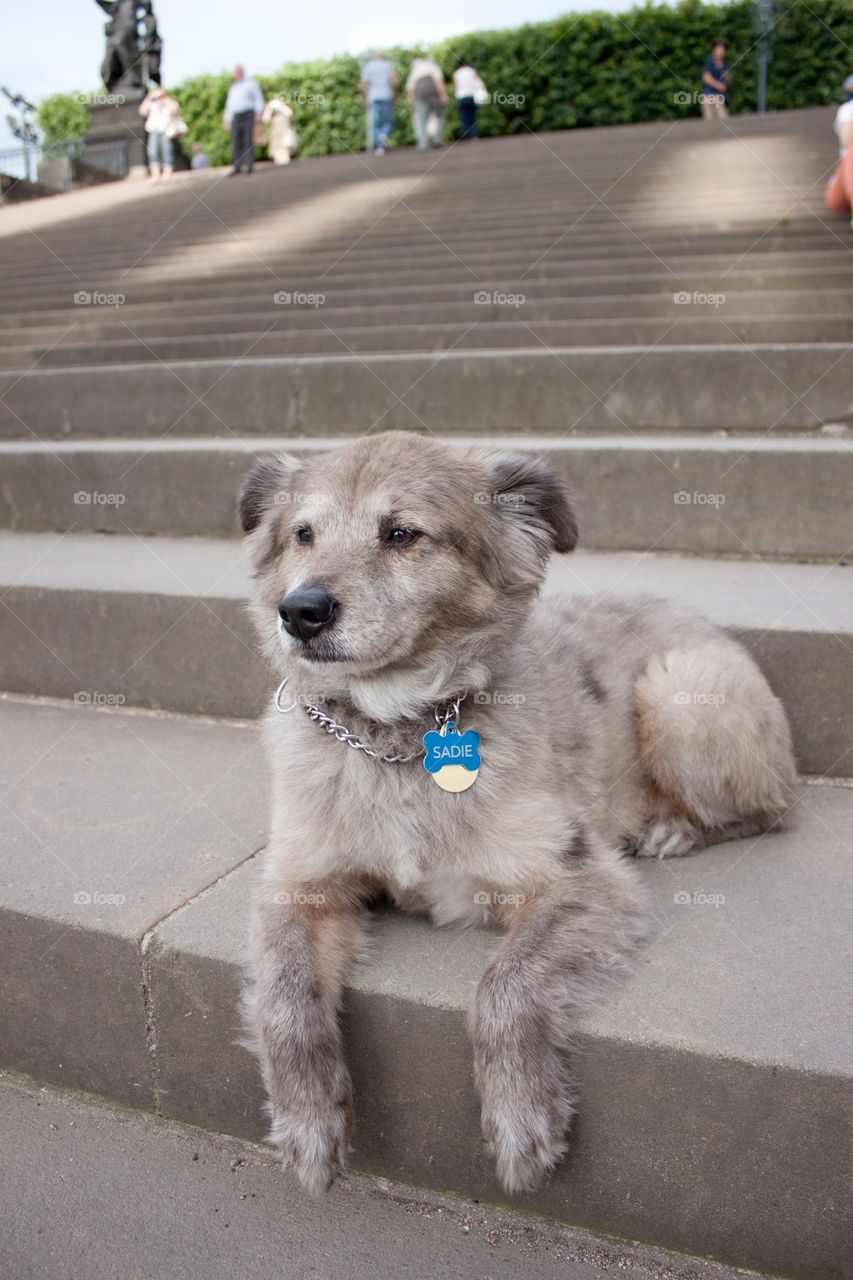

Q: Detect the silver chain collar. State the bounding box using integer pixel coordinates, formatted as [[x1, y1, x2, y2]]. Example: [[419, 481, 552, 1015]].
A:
[[274, 678, 466, 765]]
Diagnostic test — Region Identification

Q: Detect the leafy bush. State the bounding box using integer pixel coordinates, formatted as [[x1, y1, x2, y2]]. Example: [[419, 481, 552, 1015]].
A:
[[37, 93, 91, 145], [167, 0, 853, 160]]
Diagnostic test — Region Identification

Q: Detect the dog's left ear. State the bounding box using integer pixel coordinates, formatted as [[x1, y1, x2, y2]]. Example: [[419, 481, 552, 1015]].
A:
[[238, 452, 302, 534], [483, 452, 578, 554]]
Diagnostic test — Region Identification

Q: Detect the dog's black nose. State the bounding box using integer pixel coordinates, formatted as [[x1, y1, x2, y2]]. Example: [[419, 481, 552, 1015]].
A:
[[278, 586, 338, 642]]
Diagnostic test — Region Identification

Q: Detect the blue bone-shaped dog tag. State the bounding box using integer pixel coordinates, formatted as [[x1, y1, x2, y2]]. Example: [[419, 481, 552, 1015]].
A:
[[423, 722, 481, 792]]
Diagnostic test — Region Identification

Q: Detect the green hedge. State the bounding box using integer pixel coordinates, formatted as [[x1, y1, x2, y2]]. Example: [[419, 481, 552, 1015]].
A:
[[73, 0, 853, 164], [37, 92, 91, 145]]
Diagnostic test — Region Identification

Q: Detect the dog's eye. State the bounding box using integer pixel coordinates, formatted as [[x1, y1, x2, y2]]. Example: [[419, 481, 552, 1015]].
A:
[[384, 527, 420, 548], [295, 527, 314, 545]]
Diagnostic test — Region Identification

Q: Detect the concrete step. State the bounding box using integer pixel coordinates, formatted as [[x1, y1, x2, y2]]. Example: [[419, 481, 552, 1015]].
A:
[[0, 533, 849, 774], [0, 111, 835, 272], [4, 264, 848, 324], [4, 313, 853, 367], [0, 1073, 772, 1280], [3, 206, 838, 300], [5, 286, 851, 358], [4, 241, 851, 306], [1, 434, 851, 561], [6, 287, 853, 345], [0, 695, 849, 1277], [0, 226, 841, 291], [2, 346, 850, 438], [0, 161, 833, 266]]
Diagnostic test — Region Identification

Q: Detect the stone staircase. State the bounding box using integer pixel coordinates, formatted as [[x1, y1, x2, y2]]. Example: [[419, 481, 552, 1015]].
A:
[[0, 106, 850, 1279]]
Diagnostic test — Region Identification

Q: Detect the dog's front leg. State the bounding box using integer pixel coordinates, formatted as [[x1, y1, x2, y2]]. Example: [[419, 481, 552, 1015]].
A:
[[248, 876, 367, 1194], [470, 862, 645, 1194]]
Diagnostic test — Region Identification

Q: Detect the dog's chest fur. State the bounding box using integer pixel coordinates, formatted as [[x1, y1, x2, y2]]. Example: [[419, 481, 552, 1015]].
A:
[[260, 601, 668, 921]]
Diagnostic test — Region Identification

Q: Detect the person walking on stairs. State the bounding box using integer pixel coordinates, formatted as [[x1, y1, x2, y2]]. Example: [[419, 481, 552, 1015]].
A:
[[407, 56, 448, 150], [453, 57, 488, 139], [263, 97, 298, 165], [360, 51, 398, 156], [138, 86, 182, 185], [825, 74, 853, 228], [224, 65, 264, 175], [700, 42, 732, 121]]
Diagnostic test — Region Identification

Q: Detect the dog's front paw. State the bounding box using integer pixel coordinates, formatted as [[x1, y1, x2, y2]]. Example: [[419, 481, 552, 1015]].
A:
[[479, 1071, 572, 1194], [268, 1075, 353, 1195], [631, 816, 703, 858]]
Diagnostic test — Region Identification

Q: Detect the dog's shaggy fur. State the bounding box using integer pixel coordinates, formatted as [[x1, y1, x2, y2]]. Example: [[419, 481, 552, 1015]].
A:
[[239, 431, 796, 1195]]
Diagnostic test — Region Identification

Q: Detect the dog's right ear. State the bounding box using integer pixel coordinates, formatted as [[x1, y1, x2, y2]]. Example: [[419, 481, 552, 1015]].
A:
[[238, 453, 301, 533]]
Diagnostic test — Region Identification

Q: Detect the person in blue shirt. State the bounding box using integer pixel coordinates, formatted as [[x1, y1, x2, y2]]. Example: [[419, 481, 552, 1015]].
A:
[[190, 142, 210, 170], [701, 42, 732, 121], [223, 65, 265, 175], [359, 51, 399, 156]]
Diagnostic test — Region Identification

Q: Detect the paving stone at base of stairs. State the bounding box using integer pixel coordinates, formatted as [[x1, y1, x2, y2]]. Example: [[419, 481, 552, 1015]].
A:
[[0, 1071, 775, 1280]]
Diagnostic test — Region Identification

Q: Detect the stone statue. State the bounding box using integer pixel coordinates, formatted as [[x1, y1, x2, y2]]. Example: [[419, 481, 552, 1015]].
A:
[[140, 3, 162, 88], [94, 1, 162, 94]]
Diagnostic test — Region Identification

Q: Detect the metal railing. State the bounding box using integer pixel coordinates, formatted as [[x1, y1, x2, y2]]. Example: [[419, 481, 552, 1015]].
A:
[[0, 138, 129, 201]]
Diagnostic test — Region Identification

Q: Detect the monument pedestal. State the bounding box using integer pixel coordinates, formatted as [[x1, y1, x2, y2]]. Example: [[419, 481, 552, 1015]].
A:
[[83, 90, 148, 174]]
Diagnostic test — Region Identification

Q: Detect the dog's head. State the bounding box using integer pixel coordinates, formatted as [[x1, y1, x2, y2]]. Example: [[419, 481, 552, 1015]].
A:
[[240, 432, 576, 708]]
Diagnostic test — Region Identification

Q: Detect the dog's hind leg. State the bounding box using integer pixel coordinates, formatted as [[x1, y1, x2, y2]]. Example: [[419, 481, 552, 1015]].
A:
[[632, 640, 797, 858], [244, 873, 370, 1194], [469, 856, 647, 1193]]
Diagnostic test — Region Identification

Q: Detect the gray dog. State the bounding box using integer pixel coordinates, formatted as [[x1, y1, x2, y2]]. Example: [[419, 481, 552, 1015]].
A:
[[239, 431, 795, 1196]]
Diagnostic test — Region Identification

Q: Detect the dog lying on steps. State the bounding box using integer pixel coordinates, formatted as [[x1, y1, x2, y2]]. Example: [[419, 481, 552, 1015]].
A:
[[238, 430, 796, 1196]]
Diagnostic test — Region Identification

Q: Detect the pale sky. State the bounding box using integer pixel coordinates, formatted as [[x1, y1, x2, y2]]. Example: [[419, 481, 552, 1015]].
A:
[[0, 0, 636, 150]]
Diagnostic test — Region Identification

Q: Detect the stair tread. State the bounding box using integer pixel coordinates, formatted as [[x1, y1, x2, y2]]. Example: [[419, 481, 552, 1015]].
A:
[[160, 778, 853, 1079], [2, 431, 849, 454], [0, 530, 848, 631], [1, 691, 850, 1078], [0, 695, 264, 936]]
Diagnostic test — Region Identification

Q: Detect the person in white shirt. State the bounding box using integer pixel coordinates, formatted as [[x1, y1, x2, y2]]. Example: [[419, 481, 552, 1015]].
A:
[[453, 58, 487, 140], [406, 56, 448, 151], [825, 74, 853, 228], [223, 65, 265, 175], [263, 97, 298, 165], [138, 86, 181, 184]]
